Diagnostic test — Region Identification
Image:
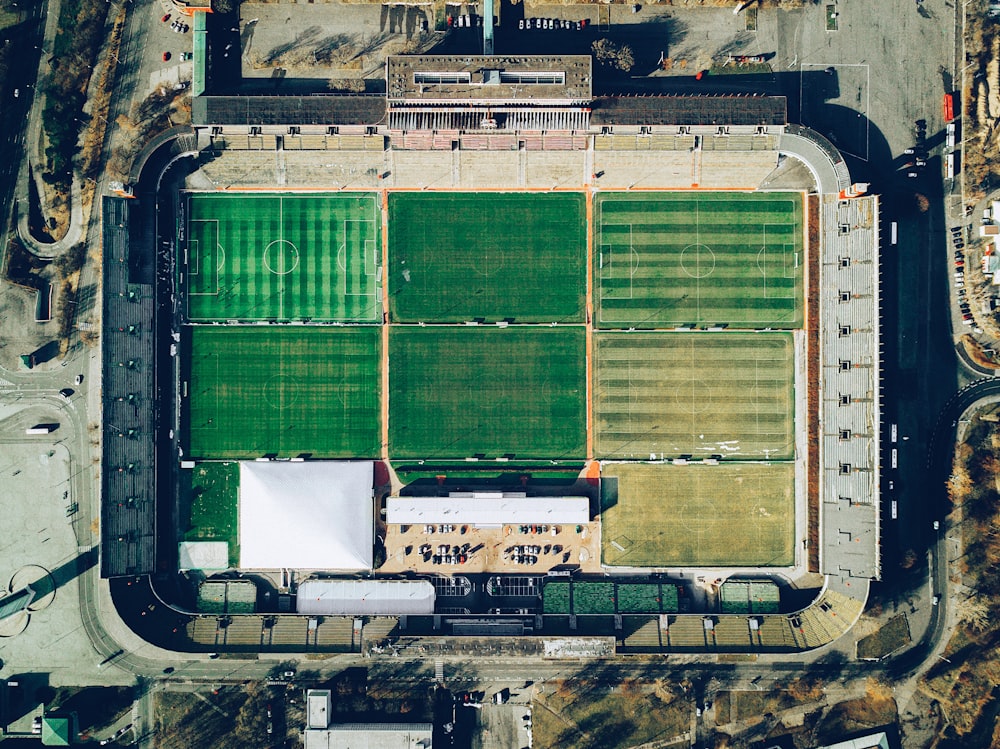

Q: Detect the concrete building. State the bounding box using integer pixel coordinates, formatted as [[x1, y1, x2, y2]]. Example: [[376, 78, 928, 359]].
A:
[[304, 689, 432, 748]]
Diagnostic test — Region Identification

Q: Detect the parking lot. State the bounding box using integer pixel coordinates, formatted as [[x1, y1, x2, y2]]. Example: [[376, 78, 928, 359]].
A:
[[238, 2, 435, 85], [379, 521, 604, 576]]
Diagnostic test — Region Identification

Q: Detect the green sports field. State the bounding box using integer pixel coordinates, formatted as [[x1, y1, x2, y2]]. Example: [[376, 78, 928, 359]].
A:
[[601, 462, 795, 567], [388, 193, 586, 323], [593, 332, 795, 460], [185, 193, 380, 322], [184, 326, 380, 458], [388, 326, 586, 459], [595, 192, 803, 328]]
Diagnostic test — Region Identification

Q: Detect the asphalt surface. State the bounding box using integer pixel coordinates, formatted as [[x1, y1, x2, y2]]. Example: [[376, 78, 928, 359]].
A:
[[0, 2, 45, 253]]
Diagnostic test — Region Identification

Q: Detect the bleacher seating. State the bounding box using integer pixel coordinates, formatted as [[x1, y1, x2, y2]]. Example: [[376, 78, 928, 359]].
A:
[[664, 616, 707, 648], [622, 617, 662, 650], [314, 618, 356, 650], [362, 617, 400, 643], [713, 616, 752, 648]]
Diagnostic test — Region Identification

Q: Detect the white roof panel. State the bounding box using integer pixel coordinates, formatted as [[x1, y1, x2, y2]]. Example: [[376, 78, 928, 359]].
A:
[[386, 494, 589, 525], [178, 541, 229, 571], [239, 461, 374, 571], [304, 724, 433, 749], [297, 580, 436, 616]]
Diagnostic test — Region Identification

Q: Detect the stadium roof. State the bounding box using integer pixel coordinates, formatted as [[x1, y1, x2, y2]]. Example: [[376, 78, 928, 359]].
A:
[[296, 580, 436, 616], [192, 95, 387, 127], [239, 461, 374, 570], [386, 493, 590, 526], [590, 95, 787, 127], [304, 723, 433, 749], [101, 197, 156, 577]]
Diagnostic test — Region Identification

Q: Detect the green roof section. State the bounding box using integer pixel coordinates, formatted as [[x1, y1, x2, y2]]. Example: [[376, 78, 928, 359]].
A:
[[543, 580, 682, 615], [42, 715, 74, 746], [542, 581, 570, 614], [193, 11, 207, 97], [720, 579, 781, 614]]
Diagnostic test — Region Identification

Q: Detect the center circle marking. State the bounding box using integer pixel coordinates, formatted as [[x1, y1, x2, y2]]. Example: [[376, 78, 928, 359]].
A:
[[263, 240, 300, 276]]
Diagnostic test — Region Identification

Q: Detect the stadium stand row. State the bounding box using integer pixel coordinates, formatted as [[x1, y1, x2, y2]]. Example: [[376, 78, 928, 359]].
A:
[[620, 585, 864, 653]]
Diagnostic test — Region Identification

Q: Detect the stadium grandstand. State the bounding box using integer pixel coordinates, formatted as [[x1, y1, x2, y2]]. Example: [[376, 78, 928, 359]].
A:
[[101, 197, 156, 577]]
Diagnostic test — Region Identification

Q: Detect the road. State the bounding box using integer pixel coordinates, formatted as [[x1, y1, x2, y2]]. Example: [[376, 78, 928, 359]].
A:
[[0, 1, 45, 253]]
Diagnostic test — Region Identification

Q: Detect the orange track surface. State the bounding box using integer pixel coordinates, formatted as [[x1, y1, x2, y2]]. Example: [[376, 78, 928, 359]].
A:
[[380, 189, 390, 460]]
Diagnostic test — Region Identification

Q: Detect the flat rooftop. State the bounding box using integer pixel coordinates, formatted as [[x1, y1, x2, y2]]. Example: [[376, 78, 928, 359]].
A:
[[590, 95, 787, 127], [387, 55, 592, 103], [192, 95, 386, 127], [387, 493, 590, 526]]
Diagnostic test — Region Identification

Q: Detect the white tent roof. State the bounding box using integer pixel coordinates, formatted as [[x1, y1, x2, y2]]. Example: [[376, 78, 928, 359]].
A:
[[239, 461, 374, 571], [297, 580, 436, 616], [386, 493, 590, 526]]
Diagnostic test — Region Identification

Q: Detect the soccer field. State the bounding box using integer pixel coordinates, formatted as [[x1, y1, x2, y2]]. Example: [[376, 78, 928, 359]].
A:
[[601, 462, 795, 567], [388, 326, 586, 459], [184, 193, 380, 322], [593, 332, 795, 460], [184, 326, 381, 458], [388, 193, 586, 323], [595, 192, 803, 328]]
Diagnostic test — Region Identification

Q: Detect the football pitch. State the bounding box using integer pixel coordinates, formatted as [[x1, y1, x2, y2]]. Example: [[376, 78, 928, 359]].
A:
[[601, 462, 795, 567], [184, 326, 381, 458], [388, 192, 586, 323], [184, 193, 380, 322], [595, 192, 803, 328], [388, 326, 586, 459], [593, 332, 795, 460]]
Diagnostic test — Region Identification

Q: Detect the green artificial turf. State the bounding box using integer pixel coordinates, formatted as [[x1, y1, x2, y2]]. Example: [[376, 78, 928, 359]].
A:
[[593, 332, 795, 460], [388, 325, 586, 459], [181, 461, 240, 567], [388, 192, 586, 323], [595, 192, 803, 328], [185, 192, 380, 322], [184, 325, 381, 458]]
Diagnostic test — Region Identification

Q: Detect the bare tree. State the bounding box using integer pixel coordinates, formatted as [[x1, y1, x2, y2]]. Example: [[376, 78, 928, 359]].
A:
[[592, 39, 635, 73], [957, 595, 991, 633]]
